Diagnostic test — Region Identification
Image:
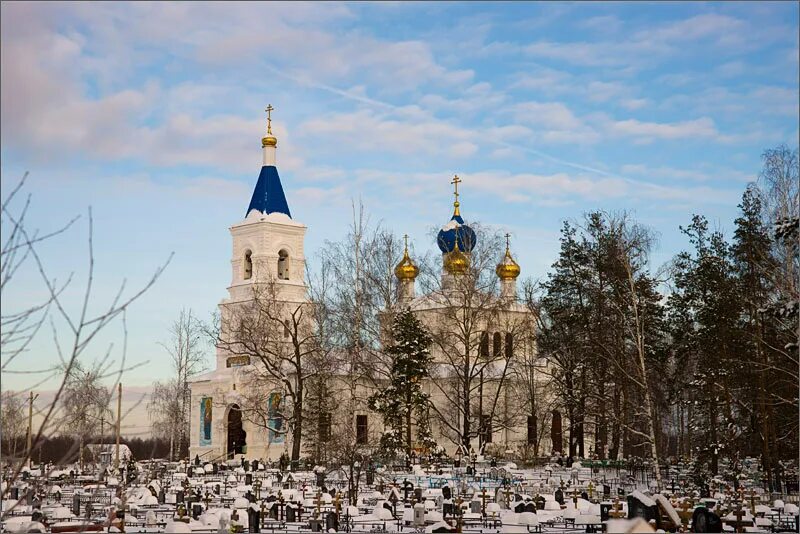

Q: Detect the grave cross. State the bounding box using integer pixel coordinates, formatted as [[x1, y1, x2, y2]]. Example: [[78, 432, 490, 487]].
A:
[[749, 488, 756, 516], [587, 481, 595, 500], [203, 490, 211, 510], [503, 485, 512, 509], [733, 504, 747, 534], [609, 497, 625, 519], [315, 490, 322, 519], [260, 500, 266, 529], [481, 487, 488, 516], [677, 499, 694, 526]]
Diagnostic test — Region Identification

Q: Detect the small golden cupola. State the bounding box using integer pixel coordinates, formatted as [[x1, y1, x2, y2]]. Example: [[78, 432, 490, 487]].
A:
[[394, 235, 419, 281], [496, 233, 521, 280], [444, 239, 470, 275], [262, 104, 278, 148]]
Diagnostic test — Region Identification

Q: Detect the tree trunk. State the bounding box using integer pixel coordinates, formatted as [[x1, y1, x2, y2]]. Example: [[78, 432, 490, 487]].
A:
[[406, 389, 412, 457], [292, 389, 303, 463]]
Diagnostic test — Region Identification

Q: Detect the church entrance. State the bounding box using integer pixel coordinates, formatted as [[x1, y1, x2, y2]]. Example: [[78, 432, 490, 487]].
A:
[[227, 404, 246, 458]]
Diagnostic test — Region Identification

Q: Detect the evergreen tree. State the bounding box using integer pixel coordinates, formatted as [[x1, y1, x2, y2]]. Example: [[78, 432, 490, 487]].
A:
[[668, 215, 741, 476], [368, 309, 434, 459]]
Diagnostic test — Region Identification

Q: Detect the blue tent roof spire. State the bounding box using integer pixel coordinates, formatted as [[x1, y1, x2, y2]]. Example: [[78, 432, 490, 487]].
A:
[[245, 106, 291, 218]]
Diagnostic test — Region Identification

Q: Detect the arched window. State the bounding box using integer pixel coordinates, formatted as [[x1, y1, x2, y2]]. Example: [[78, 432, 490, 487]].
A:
[[505, 333, 514, 358], [277, 249, 290, 280], [243, 250, 253, 280], [479, 332, 489, 359], [493, 332, 502, 358]]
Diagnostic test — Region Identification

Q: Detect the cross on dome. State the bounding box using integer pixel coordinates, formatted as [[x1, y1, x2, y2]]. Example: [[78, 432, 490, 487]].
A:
[[265, 104, 274, 135], [451, 174, 462, 216]]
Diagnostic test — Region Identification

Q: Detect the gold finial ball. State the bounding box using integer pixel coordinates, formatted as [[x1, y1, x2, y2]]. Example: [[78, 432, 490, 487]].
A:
[[394, 251, 419, 280], [262, 135, 277, 148], [496, 249, 521, 280], [444, 248, 470, 275]]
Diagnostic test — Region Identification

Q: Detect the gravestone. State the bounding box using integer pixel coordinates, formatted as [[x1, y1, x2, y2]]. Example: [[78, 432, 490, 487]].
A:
[[245, 473, 253, 486], [432, 523, 457, 533], [214, 484, 221, 495], [603, 484, 611, 498], [524, 502, 536, 513], [247, 507, 260, 533], [600, 502, 612, 522], [325, 510, 339, 532], [414, 487, 423, 503], [191, 503, 203, 520], [403, 480, 413, 502], [72, 494, 81, 516], [366, 467, 374, 486], [176, 490, 184, 504], [555, 488, 564, 505], [514, 501, 526, 513], [581, 491, 589, 501], [442, 486, 451, 500], [691, 507, 722, 533], [9, 487, 18, 500], [309, 518, 323, 532], [286, 505, 296, 522], [269, 503, 278, 520], [316, 471, 325, 487], [469, 500, 481, 514], [536, 496, 545, 510], [627, 493, 658, 523]]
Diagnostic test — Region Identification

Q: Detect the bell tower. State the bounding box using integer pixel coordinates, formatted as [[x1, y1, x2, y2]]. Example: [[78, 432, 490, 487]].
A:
[[226, 106, 308, 306]]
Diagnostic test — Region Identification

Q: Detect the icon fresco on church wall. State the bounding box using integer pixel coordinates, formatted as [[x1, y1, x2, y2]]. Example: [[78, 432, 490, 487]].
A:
[[200, 397, 212, 446], [268, 391, 284, 444]]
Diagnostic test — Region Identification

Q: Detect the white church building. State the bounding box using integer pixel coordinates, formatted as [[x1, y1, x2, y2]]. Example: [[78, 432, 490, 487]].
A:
[[189, 111, 562, 463]]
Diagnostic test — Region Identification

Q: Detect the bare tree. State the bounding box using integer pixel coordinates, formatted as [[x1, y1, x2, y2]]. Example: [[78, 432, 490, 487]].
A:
[[215, 278, 323, 463], [0, 391, 26, 460], [147, 378, 184, 460], [0, 174, 169, 506], [417, 225, 534, 453], [60, 360, 113, 470], [153, 309, 206, 458]]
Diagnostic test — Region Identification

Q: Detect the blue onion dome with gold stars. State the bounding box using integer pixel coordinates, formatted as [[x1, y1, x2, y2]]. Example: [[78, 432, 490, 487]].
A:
[[437, 175, 476, 253]]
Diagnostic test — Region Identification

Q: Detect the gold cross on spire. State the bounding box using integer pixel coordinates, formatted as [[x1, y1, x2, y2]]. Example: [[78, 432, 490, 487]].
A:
[[505, 232, 511, 249], [403, 234, 409, 250], [265, 104, 274, 134], [451, 174, 462, 216]]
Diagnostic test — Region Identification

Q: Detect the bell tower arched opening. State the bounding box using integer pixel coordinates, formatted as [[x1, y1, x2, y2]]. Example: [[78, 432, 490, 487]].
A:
[[277, 249, 290, 280], [243, 250, 253, 280]]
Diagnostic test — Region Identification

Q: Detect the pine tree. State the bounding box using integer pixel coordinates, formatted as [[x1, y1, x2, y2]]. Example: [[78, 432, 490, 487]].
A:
[[368, 309, 434, 460], [668, 215, 741, 476]]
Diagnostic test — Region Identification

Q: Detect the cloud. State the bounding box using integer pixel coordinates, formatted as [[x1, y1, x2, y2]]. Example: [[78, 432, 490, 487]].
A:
[[605, 117, 719, 141]]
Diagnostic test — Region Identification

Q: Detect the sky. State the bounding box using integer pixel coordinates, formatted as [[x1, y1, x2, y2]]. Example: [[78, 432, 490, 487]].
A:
[[2, 2, 798, 394]]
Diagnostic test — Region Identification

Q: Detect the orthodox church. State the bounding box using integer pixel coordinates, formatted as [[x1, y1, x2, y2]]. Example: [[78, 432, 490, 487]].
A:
[[189, 110, 559, 462]]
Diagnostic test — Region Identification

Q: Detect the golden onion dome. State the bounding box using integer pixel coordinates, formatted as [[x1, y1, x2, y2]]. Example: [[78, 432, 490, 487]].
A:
[[444, 240, 470, 275], [496, 248, 521, 280], [394, 247, 419, 281]]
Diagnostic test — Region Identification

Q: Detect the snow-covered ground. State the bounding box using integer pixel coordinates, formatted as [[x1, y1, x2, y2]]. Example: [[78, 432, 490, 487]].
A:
[[2, 459, 798, 533]]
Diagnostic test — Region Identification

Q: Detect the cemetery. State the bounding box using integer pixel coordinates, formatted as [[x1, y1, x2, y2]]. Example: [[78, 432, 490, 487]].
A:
[[1, 452, 798, 533]]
